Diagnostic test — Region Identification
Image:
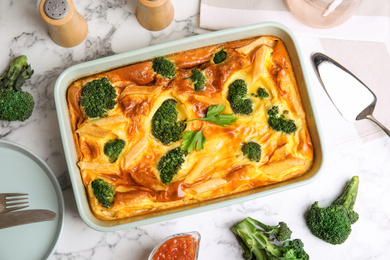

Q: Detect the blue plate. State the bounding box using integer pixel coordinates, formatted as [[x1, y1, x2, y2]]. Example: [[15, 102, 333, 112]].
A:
[[0, 140, 65, 260]]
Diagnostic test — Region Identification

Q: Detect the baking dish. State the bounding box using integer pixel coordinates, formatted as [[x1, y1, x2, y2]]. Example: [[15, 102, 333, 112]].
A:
[[54, 22, 325, 231]]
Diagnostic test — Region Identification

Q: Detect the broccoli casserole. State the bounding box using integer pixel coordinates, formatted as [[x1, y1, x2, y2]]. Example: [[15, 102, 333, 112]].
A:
[[66, 36, 314, 221]]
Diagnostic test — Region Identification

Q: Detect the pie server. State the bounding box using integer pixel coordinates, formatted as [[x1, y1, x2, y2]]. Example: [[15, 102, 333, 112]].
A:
[[311, 52, 390, 137], [0, 209, 56, 229]]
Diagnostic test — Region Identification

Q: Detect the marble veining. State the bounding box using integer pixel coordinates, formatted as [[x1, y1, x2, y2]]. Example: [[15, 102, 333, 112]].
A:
[[1, 0, 390, 259]]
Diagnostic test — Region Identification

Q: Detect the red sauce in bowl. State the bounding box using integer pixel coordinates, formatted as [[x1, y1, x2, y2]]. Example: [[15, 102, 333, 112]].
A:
[[152, 234, 197, 260]]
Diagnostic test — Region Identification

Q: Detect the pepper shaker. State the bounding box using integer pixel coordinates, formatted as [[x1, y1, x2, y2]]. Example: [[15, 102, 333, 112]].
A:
[[136, 0, 174, 31], [39, 0, 88, 47]]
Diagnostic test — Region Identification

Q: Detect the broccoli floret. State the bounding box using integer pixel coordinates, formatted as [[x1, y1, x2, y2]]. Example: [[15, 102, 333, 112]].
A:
[[249, 218, 292, 242], [152, 99, 186, 145], [80, 77, 117, 119], [157, 147, 187, 184], [280, 239, 310, 260], [252, 88, 269, 99], [267, 106, 297, 134], [91, 178, 116, 208], [104, 138, 125, 163], [257, 88, 269, 99], [274, 222, 292, 242], [232, 217, 309, 260], [227, 79, 253, 115], [189, 68, 206, 91], [305, 176, 359, 245], [242, 141, 261, 162], [0, 55, 34, 121], [0, 89, 34, 121], [213, 49, 227, 64], [152, 56, 176, 79]]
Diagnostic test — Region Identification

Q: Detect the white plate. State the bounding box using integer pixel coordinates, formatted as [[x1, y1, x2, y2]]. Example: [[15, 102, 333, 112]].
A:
[[0, 140, 65, 260]]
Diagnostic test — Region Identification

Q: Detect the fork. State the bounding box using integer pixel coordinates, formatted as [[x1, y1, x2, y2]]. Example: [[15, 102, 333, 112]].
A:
[[0, 193, 29, 214]]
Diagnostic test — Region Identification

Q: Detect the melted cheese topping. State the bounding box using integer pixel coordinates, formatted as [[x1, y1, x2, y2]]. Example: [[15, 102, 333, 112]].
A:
[[67, 36, 314, 221]]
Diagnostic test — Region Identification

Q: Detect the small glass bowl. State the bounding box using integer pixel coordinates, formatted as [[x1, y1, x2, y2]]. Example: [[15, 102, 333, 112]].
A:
[[148, 231, 201, 260]]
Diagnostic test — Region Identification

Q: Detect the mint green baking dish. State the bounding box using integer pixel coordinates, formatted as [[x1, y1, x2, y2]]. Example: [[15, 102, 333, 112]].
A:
[[54, 22, 325, 232]]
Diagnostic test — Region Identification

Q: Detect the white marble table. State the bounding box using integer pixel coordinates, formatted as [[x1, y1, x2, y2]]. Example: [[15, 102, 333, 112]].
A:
[[1, 0, 390, 259]]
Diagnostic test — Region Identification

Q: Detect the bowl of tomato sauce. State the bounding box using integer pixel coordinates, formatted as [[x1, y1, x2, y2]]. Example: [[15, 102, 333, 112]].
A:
[[148, 231, 201, 260]]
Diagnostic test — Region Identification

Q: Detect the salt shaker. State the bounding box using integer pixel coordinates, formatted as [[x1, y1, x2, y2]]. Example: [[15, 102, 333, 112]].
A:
[[39, 0, 88, 47], [136, 0, 174, 31]]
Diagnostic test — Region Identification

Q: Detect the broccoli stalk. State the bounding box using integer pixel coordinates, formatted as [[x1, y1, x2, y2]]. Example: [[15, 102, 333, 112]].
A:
[[305, 176, 359, 245], [0, 55, 34, 121], [232, 218, 274, 260], [232, 217, 309, 260], [248, 218, 292, 242]]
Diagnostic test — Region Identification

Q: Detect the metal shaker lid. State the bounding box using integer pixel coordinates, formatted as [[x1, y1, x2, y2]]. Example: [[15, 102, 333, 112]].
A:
[[43, 0, 69, 20]]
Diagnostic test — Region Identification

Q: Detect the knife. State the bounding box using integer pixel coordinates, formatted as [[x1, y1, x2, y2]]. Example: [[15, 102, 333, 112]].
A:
[[0, 209, 56, 229]]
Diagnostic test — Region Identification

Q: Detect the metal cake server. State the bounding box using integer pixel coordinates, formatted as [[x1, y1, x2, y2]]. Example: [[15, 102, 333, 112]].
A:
[[311, 52, 390, 137]]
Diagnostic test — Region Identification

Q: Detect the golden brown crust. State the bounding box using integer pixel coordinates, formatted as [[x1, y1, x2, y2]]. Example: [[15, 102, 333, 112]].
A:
[[66, 36, 314, 221]]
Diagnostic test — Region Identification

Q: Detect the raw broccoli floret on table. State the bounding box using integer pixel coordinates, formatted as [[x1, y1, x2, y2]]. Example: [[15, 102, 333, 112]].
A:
[[0, 55, 34, 122], [250, 218, 292, 242], [231, 217, 309, 260], [305, 176, 359, 245]]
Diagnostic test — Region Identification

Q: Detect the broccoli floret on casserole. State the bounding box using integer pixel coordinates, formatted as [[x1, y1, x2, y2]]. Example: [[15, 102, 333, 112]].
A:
[[80, 77, 117, 119], [242, 141, 261, 162], [267, 106, 297, 134], [227, 79, 253, 115], [255, 87, 269, 99], [104, 138, 125, 163], [157, 147, 187, 184], [151, 99, 186, 145], [91, 178, 116, 208], [189, 68, 206, 91], [152, 56, 176, 79], [213, 49, 227, 64]]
